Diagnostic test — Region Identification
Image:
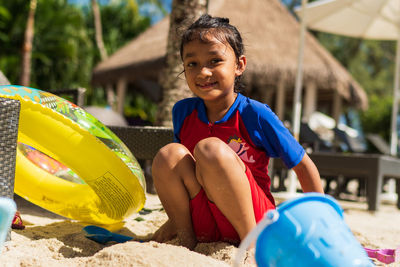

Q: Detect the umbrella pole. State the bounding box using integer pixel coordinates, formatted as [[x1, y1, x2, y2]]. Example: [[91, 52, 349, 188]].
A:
[[383, 37, 400, 204], [390, 38, 400, 156], [292, 0, 308, 141], [285, 0, 308, 198]]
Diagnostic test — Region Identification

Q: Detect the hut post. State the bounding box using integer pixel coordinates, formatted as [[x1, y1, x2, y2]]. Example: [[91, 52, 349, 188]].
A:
[[106, 83, 117, 111], [116, 77, 127, 115], [275, 76, 286, 119], [332, 89, 342, 124], [302, 81, 317, 122]]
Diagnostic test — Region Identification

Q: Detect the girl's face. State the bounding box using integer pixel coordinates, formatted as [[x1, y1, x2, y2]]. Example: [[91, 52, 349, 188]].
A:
[[182, 36, 246, 103]]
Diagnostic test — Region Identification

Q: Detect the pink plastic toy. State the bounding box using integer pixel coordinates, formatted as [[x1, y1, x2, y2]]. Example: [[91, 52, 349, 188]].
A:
[[365, 247, 400, 264]]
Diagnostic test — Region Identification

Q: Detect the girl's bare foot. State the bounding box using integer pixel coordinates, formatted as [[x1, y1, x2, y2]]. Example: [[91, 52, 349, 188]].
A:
[[177, 229, 197, 250], [152, 219, 177, 243]]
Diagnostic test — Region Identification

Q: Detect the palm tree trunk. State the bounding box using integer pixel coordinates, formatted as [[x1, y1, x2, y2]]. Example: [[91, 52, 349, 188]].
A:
[[92, 0, 107, 61], [156, 0, 208, 127], [20, 0, 37, 86]]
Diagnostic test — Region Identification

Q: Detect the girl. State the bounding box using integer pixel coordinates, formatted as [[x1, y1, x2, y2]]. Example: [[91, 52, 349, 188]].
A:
[[151, 14, 323, 250]]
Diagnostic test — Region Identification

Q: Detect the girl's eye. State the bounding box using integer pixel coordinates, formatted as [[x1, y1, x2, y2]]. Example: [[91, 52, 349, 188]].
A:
[[186, 62, 196, 68], [211, 58, 222, 64]]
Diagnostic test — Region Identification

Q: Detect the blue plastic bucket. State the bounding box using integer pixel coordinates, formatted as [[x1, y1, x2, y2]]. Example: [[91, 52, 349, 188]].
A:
[[0, 197, 16, 252], [234, 193, 373, 267]]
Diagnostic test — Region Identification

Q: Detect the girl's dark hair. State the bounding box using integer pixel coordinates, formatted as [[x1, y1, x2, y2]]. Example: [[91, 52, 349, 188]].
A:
[[180, 14, 245, 92]]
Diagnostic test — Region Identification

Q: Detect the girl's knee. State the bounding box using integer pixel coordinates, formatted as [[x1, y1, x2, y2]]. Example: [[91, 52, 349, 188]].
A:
[[152, 143, 190, 174], [194, 138, 246, 188], [194, 137, 235, 164], [151, 143, 191, 179]]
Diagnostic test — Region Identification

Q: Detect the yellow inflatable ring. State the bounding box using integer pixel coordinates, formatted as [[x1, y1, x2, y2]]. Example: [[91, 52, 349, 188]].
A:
[[0, 85, 145, 225]]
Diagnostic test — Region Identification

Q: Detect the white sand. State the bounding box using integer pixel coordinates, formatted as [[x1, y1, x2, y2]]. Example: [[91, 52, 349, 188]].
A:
[[0, 193, 398, 266]]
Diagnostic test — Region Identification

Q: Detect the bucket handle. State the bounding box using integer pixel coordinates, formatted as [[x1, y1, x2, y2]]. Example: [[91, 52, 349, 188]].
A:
[[233, 210, 279, 267]]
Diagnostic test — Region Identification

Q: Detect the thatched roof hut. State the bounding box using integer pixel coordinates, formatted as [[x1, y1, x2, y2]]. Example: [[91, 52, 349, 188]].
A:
[[92, 0, 368, 122]]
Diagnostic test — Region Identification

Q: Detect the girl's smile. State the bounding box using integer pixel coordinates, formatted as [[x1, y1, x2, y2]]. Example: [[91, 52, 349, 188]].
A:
[[196, 81, 218, 90]]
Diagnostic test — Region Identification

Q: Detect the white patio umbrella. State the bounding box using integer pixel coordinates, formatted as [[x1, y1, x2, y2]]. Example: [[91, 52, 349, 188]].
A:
[[294, 0, 400, 156], [294, 0, 400, 203]]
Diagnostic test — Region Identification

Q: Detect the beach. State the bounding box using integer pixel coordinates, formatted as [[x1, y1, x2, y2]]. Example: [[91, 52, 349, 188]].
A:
[[1, 193, 399, 266]]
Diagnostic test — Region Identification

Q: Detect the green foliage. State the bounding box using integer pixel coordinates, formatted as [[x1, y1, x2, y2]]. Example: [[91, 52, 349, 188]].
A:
[[0, 0, 93, 89], [360, 95, 392, 141], [83, 0, 151, 61], [0, 0, 30, 83], [33, 0, 93, 90], [347, 40, 395, 97], [0, 0, 161, 123], [315, 32, 396, 97], [124, 91, 157, 124]]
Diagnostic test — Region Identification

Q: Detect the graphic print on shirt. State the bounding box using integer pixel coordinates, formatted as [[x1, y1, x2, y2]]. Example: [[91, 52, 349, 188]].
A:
[[227, 136, 255, 163]]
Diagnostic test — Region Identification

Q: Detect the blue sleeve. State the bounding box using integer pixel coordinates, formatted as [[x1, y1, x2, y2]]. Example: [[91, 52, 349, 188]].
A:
[[172, 98, 198, 143], [242, 100, 305, 169]]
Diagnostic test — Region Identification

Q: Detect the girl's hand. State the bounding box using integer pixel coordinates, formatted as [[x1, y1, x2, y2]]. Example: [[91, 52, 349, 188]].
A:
[[152, 219, 177, 243]]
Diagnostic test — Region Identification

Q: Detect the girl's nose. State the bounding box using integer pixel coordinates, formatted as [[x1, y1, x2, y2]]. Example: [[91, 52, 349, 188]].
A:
[[198, 66, 212, 78]]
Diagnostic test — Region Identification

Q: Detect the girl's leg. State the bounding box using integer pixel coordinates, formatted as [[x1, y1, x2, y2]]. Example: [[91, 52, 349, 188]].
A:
[[151, 143, 201, 249], [194, 137, 256, 241]]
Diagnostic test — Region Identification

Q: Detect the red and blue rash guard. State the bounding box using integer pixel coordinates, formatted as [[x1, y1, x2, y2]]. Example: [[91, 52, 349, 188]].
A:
[[172, 93, 305, 203]]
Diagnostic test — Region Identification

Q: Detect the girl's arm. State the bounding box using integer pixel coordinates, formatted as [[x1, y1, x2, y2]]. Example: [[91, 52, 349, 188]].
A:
[[292, 153, 324, 193]]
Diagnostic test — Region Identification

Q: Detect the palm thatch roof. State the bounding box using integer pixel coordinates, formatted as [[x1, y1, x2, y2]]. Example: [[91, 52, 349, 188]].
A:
[[92, 0, 368, 110]]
